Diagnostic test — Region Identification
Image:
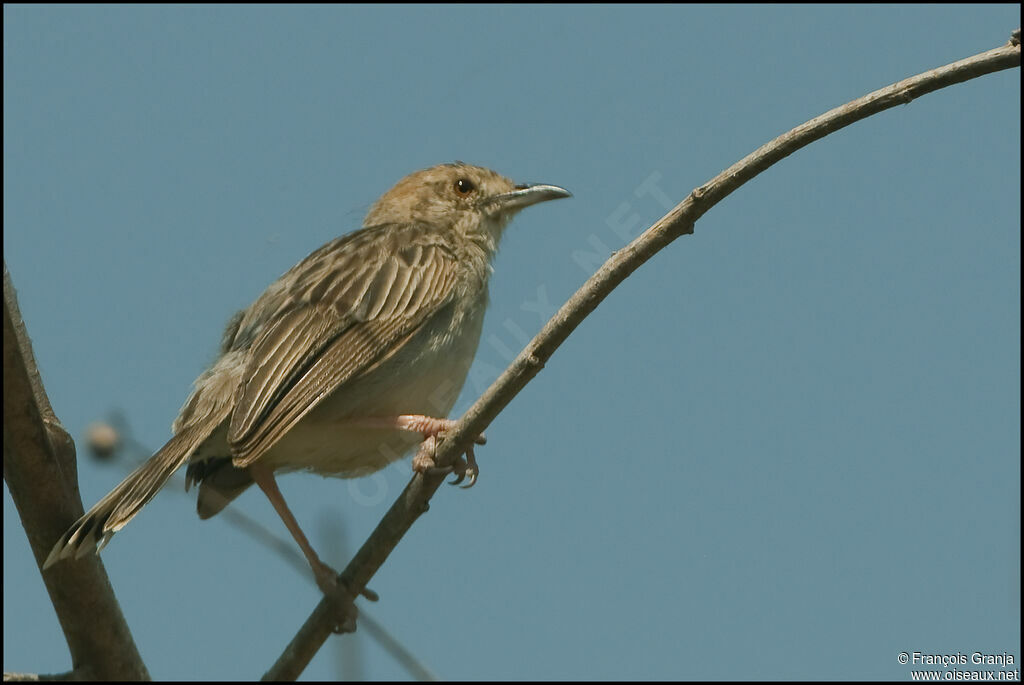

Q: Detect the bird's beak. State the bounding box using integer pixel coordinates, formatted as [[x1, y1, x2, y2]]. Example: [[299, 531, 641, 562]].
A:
[[484, 183, 572, 213]]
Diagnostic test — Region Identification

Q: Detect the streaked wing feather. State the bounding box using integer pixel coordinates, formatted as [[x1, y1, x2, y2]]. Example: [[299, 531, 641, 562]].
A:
[[227, 233, 460, 465], [228, 308, 340, 440], [230, 316, 423, 466]]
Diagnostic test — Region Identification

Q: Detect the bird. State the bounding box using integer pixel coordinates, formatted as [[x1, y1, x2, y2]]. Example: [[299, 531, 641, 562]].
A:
[[43, 162, 571, 594]]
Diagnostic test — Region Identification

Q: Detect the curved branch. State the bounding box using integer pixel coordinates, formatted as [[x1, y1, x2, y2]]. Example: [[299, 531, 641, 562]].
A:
[[264, 30, 1022, 680]]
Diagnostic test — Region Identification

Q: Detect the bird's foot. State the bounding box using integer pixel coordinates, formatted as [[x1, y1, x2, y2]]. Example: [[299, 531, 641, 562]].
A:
[[313, 558, 378, 599], [311, 560, 360, 633], [391, 415, 485, 446], [411, 435, 481, 488], [411, 435, 441, 473], [377, 415, 482, 486]]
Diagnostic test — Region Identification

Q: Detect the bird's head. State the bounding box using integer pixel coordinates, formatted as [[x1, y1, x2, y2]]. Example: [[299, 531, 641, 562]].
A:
[[364, 162, 570, 251]]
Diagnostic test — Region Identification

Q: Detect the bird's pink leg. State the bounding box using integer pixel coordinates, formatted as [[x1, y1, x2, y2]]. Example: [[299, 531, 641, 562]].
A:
[[345, 415, 485, 487], [249, 463, 340, 595]]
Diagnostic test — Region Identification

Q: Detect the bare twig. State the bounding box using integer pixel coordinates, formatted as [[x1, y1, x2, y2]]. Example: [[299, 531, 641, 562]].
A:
[[3, 265, 150, 681], [263, 32, 1021, 680]]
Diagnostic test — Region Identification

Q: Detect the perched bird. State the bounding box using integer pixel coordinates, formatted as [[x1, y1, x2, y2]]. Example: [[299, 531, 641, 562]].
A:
[[43, 162, 571, 593]]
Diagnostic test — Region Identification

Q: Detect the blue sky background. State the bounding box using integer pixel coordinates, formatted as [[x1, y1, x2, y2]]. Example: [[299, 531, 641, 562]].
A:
[[4, 5, 1020, 681]]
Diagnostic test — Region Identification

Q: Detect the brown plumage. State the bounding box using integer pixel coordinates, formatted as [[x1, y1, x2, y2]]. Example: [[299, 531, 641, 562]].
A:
[[43, 163, 570, 592]]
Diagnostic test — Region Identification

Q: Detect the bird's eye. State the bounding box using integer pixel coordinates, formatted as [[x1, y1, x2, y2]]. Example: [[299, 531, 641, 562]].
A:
[[454, 178, 476, 196]]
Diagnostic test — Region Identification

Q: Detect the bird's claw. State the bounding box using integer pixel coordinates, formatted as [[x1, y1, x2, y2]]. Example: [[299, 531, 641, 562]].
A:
[[312, 561, 360, 633], [412, 435, 480, 487], [325, 589, 359, 634], [411, 435, 441, 473], [448, 446, 479, 488]]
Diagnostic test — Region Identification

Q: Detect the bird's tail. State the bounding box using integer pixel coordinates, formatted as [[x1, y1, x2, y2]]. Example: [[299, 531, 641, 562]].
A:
[[43, 423, 212, 569]]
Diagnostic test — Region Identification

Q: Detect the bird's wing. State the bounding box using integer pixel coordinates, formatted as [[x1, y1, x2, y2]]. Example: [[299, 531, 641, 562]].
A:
[[226, 225, 463, 467]]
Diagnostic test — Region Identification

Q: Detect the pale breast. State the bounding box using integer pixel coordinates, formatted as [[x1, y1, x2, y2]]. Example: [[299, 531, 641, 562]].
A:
[[260, 288, 489, 477]]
